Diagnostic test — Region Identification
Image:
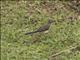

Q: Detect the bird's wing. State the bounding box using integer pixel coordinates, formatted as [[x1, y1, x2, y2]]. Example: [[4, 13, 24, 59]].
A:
[[36, 24, 50, 32]]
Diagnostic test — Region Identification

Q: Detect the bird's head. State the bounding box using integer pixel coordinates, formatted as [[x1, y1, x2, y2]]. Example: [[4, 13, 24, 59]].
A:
[[48, 19, 54, 24]]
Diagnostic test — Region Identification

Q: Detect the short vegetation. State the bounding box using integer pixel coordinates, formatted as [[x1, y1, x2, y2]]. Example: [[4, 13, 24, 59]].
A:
[[1, 1, 80, 60]]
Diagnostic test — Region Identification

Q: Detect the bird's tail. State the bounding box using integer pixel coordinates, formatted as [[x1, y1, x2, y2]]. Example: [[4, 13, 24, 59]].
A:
[[25, 31, 38, 35]]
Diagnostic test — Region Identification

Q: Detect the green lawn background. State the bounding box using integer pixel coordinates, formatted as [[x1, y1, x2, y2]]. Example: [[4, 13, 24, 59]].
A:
[[1, 1, 80, 60]]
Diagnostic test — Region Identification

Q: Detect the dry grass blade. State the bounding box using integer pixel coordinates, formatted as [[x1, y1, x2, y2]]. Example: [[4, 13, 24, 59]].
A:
[[49, 44, 80, 60]]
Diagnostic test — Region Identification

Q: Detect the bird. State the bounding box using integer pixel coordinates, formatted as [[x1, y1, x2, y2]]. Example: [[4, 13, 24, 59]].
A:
[[25, 19, 54, 35]]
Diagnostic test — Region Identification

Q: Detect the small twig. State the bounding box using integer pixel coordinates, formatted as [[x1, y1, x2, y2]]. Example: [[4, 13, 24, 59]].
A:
[[51, 46, 77, 57], [49, 44, 79, 60]]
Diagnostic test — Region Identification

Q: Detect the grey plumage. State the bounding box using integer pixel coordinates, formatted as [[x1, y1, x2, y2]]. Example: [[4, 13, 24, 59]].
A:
[[25, 19, 53, 35]]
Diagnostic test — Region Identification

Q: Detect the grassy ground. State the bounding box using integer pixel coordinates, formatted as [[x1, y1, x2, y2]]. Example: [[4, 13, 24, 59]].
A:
[[1, 1, 80, 60]]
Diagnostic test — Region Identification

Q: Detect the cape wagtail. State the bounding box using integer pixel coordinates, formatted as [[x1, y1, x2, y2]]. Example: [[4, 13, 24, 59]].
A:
[[25, 19, 54, 35]]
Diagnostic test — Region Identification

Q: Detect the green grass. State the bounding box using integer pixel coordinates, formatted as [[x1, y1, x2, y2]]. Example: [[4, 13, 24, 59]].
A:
[[1, 1, 80, 60]]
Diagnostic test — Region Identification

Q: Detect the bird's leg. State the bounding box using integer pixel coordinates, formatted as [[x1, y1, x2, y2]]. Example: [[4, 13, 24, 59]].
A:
[[31, 34, 41, 43]]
